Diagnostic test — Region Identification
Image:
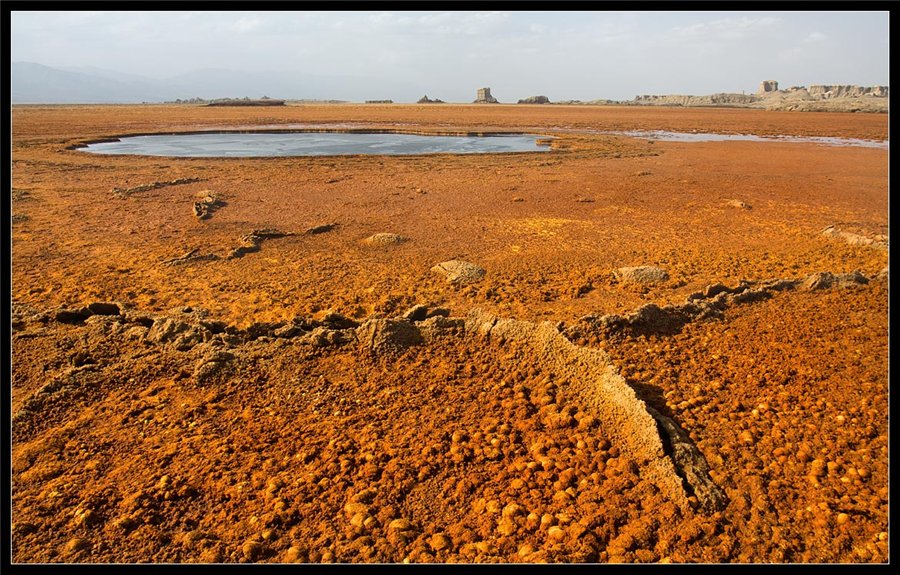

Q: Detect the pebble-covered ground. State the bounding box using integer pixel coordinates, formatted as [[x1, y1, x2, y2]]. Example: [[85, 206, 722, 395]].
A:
[[10, 104, 888, 563]]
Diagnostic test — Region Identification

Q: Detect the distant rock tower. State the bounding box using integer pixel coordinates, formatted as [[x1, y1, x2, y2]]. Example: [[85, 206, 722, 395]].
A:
[[758, 80, 779, 95], [474, 87, 499, 103]]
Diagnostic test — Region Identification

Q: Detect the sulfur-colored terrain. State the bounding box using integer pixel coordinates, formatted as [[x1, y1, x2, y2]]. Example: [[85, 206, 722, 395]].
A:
[[10, 104, 888, 563]]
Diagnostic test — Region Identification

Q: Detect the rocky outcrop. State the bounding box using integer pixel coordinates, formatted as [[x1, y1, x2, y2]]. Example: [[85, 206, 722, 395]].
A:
[[821, 225, 888, 250], [569, 270, 875, 340], [806, 85, 889, 99], [417, 95, 444, 104], [473, 87, 498, 104], [632, 93, 760, 107], [517, 95, 550, 104], [206, 98, 285, 107], [758, 80, 779, 94], [623, 80, 888, 112], [755, 82, 889, 112]]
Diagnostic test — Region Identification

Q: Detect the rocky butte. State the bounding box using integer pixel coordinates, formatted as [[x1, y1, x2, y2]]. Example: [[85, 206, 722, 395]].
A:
[[473, 87, 499, 103]]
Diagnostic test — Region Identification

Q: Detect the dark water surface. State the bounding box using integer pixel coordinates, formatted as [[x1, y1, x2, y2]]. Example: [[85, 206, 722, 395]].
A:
[[80, 132, 553, 157]]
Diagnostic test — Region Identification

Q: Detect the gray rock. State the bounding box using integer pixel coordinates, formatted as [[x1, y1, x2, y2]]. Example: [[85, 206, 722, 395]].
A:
[[517, 95, 550, 104], [431, 260, 486, 285], [801, 271, 868, 291], [356, 318, 423, 353], [362, 233, 409, 247], [614, 266, 669, 285]]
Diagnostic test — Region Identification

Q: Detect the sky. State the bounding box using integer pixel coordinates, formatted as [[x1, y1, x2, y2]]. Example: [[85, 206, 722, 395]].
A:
[[10, 10, 891, 102]]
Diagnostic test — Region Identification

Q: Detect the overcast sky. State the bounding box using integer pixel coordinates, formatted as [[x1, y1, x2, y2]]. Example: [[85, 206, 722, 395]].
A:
[[10, 10, 890, 101]]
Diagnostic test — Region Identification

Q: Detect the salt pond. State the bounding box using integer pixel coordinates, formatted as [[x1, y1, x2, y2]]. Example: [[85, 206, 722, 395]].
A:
[[79, 131, 553, 157]]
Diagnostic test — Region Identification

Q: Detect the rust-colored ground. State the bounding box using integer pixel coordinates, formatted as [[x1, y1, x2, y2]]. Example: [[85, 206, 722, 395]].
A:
[[10, 104, 888, 563]]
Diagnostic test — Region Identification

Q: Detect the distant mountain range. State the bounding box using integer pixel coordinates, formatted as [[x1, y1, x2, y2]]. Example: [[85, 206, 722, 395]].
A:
[[11, 62, 426, 104]]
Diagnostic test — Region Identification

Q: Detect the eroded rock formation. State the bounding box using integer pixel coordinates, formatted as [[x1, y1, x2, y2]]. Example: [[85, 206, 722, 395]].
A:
[[474, 88, 499, 104]]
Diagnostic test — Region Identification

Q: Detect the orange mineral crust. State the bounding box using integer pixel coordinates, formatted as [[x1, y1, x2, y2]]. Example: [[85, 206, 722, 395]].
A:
[[10, 104, 888, 563]]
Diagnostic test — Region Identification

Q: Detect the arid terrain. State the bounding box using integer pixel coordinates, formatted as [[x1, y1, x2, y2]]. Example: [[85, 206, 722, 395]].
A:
[[10, 104, 888, 563]]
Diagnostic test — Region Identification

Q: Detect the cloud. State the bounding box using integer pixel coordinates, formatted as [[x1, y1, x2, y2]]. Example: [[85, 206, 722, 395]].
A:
[[365, 11, 510, 37], [668, 15, 781, 42], [232, 17, 261, 33], [804, 31, 827, 43]]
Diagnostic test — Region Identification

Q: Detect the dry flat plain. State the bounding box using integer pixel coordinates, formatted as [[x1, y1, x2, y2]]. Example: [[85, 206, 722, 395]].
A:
[[10, 104, 888, 563]]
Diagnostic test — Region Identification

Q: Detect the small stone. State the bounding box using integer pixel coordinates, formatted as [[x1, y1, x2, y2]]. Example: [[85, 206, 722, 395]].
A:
[[344, 501, 368, 516], [552, 490, 572, 502], [809, 459, 827, 477], [547, 525, 566, 541], [836, 513, 850, 525], [242, 540, 265, 561], [74, 508, 101, 527], [726, 199, 751, 209], [497, 517, 517, 536], [429, 533, 452, 552], [349, 512, 367, 529], [284, 546, 303, 562], [65, 537, 90, 553], [388, 518, 413, 532], [475, 540, 497, 554], [739, 430, 754, 445], [113, 515, 139, 531], [502, 503, 525, 518], [857, 467, 870, 479]]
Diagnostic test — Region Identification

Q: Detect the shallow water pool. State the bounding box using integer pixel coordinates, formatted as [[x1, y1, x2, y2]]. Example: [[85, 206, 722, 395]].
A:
[[79, 131, 553, 157]]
